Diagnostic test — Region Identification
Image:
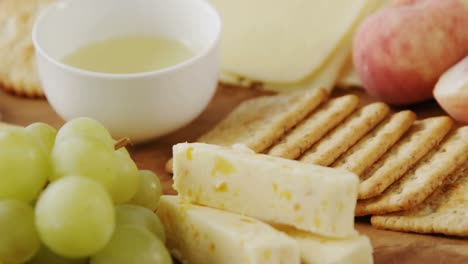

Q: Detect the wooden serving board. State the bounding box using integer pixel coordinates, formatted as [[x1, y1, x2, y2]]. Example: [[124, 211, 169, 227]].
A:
[[0, 85, 467, 263]]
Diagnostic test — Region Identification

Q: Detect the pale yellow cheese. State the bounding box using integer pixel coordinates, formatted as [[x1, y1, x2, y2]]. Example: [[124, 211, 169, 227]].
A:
[[209, 0, 374, 83], [172, 143, 359, 238], [276, 226, 373, 264], [217, 0, 387, 92], [337, 56, 363, 88], [219, 39, 350, 93], [157, 195, 300, 264], [266, 39, 351, 93]]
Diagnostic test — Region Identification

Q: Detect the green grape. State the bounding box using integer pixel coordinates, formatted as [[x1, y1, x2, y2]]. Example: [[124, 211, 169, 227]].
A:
[[0, 200, 40, 264], [111, 148, 140, 204], [0, 123, 21, 132], [51, 137, 117, 191], [90, 226, 172, 264], [25, 122, 57, 154], [0, 129, 49, 202], [118, 147, 129, 155], [35, 176, 115, 258], [129, 170, 163, 211], [27, 245, 87, 264], [115, 205, 165, 242], [55, 117, 114, 147]]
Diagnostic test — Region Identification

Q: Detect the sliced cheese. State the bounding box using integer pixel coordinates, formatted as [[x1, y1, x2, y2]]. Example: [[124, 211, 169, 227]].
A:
[[219, 39, 350, 93], [157, 195, 300, 264], [210, 0, 373, 83], [217, 0, 387, 92], [172, 143, 359, 238], [276, 226, 373, 264], [337, 57, 363, 88], [266, 39, 351, 92]]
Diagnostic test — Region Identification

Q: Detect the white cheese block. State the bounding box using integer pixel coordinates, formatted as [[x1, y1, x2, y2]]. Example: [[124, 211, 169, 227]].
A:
[[277, 226, 373, 264], [209, 0, 374, 83], [157, 195, 300, 264], [172, 143, 359, 238]]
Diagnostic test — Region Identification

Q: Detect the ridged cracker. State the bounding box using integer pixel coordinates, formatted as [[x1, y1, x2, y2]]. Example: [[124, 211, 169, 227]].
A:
[[358, 116, 454, 199], [165, 88, 328, 173], [371, 164, 468, 237], [300, 102, 389, 166], [267, 94, 359, 159], [356, 126, 468, 216], [0, 0, 55, 98], [332, 110, 416, 176]]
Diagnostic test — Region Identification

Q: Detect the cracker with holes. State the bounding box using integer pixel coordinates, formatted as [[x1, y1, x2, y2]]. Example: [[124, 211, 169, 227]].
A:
[[355, 126, 468, 216], [371, 165, 468, 237], [165, 88, 328, 173], [332, 110, 416, 176], [300, 102, 389, 166], [0, 0, 55, 97], [267, 94, 359, 159], [358, 117, 454, 199]]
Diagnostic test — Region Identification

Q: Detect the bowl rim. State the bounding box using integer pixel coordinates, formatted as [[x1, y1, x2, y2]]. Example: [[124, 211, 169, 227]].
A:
[[32, 0, 222, 80]]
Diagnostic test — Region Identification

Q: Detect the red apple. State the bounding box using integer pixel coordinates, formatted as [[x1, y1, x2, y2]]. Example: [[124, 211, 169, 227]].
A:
[[353, 0, 468, 105], [434, 56, 468, 124]]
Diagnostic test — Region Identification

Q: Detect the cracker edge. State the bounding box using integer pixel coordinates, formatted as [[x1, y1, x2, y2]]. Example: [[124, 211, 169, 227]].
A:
[[358, 116, 454, 199]]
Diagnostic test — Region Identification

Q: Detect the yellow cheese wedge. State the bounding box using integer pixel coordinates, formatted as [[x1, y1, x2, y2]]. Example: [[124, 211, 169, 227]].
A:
[[276, 226, 373, 264], [209, 0, 374, 83], [172, 143, 359, 238], [157, 195, 301, 264]]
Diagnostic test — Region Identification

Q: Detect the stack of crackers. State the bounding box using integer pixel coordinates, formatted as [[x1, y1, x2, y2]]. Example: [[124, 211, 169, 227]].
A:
[[166, 88, 468, 237]]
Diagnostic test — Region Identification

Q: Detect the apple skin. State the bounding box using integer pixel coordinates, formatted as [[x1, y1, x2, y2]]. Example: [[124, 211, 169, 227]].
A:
[[434, 56, 468, 124], [353, 0, 468, 105]]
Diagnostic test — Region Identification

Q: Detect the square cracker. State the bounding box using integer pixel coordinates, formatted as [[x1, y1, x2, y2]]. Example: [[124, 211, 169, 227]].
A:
[[165, 88, 328, 173], [358, 116, 454, 199], [332, 110, 416, 176], [300, 102, 390, 166], [0, 0, 55, 98], [267, 94, 359, 159], [371, 164, 468, 237], [197, 88, 328, 151], [355, 126, 468, 216]]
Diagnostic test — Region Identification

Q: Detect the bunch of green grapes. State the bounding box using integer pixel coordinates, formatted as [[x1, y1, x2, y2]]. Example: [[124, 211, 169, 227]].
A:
[[0, 118, 170, 264]]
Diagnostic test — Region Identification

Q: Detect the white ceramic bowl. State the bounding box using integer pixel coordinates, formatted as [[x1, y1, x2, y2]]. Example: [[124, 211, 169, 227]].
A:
[[33, 0, 221, 143]]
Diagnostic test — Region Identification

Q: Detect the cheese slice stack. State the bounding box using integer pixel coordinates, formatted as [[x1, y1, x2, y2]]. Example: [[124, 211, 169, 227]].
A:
[[159, 196, 373, 264], [157, 196, 300, 264], [161, 142, 373, 263], [211, 0, 388, 91]]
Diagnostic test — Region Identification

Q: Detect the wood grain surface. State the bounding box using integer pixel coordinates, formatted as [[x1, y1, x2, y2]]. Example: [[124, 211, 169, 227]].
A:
[[0, 84, 466, 264]]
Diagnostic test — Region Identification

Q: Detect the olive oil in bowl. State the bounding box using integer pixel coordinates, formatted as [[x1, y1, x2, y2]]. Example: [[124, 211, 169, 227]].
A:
[[63, 35, 194, 74]]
